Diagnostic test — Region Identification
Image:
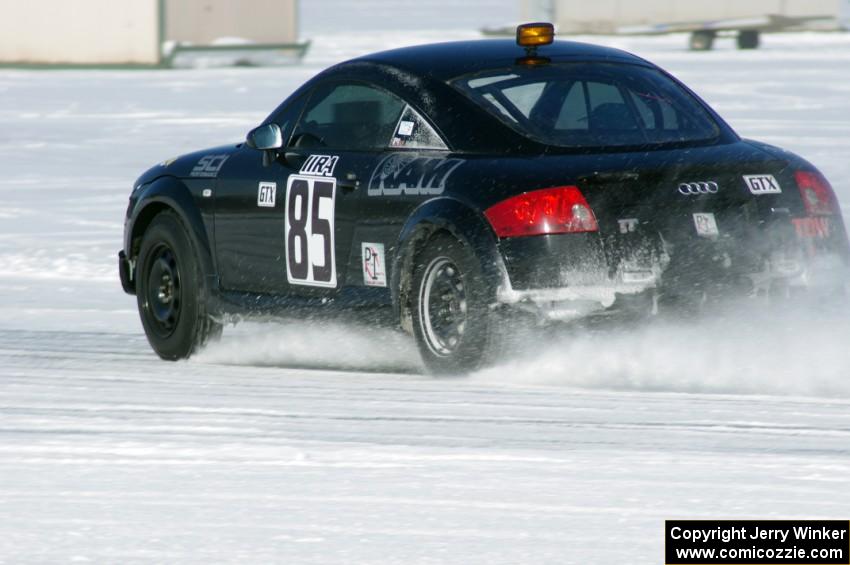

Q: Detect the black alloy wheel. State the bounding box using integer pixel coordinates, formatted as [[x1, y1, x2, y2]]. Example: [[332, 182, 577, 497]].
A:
[[136, 211, 221, 360], [411, 233, 501, 375], [144, 242, 182, 339]]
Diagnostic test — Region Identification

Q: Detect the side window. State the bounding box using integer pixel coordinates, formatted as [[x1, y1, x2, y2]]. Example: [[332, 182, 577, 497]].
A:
[[587, 82, 624, 110], [629, 91, 680, 131], [290, 83, 405, 151], [586, 81, 638, 131], [390, 106, 448, 150], [629, 91, 659, 130], [555, 82, 589, 131], [483, 93, 517, 122], [502, 82, 546, 118], [660, 99, 680, 130]]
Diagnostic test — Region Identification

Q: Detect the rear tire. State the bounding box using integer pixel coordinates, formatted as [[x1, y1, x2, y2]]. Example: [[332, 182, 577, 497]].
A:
[[411, 234, 501, 375], [136, 211, 221, 360]]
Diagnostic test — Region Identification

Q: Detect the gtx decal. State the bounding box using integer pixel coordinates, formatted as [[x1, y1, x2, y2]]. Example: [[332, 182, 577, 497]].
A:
[[257, 182, 276, 208], [744, 174, 782, 195], [367, 154, 464, 196]]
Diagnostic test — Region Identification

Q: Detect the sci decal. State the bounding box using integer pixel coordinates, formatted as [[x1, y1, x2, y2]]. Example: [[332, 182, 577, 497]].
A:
[[190, 154, 229, 178]]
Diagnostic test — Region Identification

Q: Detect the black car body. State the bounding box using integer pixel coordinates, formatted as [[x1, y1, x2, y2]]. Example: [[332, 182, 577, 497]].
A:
[[120, 28, 850, 373]]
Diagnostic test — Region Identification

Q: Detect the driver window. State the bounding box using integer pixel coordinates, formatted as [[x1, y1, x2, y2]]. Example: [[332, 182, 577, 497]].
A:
[[267, 93, 308, 144], [291, 83, 405, 151]]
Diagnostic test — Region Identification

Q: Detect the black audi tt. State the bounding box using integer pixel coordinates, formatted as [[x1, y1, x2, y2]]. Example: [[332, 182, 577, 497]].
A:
[[119, 24, 849, 374]]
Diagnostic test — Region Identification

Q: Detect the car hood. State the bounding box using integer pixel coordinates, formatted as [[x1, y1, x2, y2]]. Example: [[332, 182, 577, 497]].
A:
[[133, 144, 239, 189]]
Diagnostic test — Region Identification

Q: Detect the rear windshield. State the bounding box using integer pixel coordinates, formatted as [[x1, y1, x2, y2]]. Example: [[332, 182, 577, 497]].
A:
[[452, 63, 721, 149]]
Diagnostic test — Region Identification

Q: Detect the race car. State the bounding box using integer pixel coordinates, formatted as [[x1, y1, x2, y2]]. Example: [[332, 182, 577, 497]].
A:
[[119, 23, 849, 374]]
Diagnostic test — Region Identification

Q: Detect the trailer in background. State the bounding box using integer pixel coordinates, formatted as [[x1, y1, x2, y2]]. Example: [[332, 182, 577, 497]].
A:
[[518, 0, 850, 50], [0, 0, 308, 67], [163, 0, 309, 67]]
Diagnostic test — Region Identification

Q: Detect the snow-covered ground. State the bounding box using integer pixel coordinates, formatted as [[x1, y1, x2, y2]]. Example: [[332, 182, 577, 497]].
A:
[[2, 30, 850, 563]]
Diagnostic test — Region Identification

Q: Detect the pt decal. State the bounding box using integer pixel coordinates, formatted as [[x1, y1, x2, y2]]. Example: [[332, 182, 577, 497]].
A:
[[362, 243, 387, 287], [693, 213, 719, 238]]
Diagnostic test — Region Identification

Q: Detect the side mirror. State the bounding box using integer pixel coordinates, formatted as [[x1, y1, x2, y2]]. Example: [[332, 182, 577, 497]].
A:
[[246, 123, 283, 151]]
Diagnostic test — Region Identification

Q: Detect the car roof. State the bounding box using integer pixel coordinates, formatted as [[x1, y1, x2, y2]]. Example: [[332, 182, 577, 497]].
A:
[[346, 39, 649, 82]]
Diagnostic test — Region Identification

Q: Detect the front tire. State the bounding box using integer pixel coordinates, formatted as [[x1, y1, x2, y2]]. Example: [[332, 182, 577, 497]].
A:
[[411, 234, 500, 375], [136, 211, 220, 360]]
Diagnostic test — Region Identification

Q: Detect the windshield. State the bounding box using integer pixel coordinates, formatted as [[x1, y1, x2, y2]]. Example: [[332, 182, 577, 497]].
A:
[[452, 63, 721, 149]]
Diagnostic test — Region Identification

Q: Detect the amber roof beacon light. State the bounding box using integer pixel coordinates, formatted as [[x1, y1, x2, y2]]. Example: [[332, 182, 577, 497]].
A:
[[516, 23, 555, 48]]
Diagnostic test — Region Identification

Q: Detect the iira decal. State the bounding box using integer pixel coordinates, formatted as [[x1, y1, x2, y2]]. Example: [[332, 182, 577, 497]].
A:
[[792, 217, 831, 239], [300, 155, 339, 178]]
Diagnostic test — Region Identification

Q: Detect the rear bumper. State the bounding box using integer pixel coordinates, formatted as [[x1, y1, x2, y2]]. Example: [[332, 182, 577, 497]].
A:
[[495, 219, 850, 321], [496, 231, 664, 320], [498, 266, 850, 322], [118, 250, 135, 295]]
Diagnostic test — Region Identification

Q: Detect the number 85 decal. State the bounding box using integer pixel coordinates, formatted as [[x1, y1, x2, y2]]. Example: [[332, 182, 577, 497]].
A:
[[285, 175, 336, 287]]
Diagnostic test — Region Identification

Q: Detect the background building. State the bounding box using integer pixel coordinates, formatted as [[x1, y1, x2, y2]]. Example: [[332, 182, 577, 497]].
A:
[[0, 0, 301, 66]]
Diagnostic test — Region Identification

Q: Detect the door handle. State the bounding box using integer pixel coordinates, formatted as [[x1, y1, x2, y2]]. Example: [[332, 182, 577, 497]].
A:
[[338, 172, 360, 192]]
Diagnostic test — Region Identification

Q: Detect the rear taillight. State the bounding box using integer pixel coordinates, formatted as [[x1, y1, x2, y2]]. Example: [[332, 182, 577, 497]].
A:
[[795, 170, 839, 216], [484, 186, 598, 238]]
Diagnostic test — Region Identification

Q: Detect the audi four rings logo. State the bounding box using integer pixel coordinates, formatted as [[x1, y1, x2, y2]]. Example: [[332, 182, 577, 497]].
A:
[[678, 181, 719, 195]]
